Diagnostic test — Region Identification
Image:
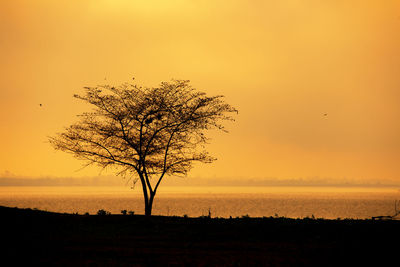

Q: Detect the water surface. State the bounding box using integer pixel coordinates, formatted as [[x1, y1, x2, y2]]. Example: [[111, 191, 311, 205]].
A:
[[0, 186, 398, 219]]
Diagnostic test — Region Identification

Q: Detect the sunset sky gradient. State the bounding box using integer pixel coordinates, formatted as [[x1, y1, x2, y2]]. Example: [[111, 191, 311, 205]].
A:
[[1, 0, 399, 185]]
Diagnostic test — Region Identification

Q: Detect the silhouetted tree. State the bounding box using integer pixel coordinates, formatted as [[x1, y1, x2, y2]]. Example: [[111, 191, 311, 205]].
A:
[[49, 79, 237, 216]]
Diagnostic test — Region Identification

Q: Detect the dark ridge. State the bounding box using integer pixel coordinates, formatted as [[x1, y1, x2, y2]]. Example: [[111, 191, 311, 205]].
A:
[[1, 206, 399, 266]]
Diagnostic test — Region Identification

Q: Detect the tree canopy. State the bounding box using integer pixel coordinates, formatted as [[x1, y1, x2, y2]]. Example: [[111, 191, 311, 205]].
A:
[[49, 79, 237, 215]]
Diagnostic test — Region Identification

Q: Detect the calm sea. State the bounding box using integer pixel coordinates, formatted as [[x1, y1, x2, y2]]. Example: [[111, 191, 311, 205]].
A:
[[0, 186, 399, 219]]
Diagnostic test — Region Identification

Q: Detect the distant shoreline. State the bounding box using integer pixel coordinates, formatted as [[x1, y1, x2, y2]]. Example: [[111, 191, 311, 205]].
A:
[[1, 177, 399, 189]]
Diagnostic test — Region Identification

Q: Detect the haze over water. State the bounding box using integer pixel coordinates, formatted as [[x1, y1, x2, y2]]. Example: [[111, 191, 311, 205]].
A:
[[1, 186, 398, 219]]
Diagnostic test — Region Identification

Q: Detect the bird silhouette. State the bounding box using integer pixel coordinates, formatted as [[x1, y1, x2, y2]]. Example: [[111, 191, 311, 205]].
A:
[[39, 104, 42, 107]]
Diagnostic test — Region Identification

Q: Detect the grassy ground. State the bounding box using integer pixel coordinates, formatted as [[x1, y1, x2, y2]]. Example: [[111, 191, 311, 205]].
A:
[[1, 206, 399, 266]]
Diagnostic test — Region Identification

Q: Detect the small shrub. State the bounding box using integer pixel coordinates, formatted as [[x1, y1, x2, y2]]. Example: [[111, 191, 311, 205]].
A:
[[121, 210, 127, 215], [183, 214, 188, 218], [84, 212, 90, 216], [97, 209, 111, 216], [128, 211, 135, 215]]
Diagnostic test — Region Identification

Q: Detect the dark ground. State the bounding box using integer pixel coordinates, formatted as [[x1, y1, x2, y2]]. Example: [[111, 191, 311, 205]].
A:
[[1, 206, 399, 266]]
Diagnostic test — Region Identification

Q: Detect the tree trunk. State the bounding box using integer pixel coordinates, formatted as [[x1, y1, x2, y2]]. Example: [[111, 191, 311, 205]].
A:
[[145, 194, 155, 216], [145, 203, 152, 216], [138, 173, 152, 216]]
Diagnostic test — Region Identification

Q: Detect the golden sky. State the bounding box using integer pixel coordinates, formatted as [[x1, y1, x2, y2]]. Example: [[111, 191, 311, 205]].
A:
[[0, 0, 399, 184]]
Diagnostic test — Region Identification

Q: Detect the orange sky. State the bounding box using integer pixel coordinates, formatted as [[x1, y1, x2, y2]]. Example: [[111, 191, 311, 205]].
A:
[[0, 0, 399, 184]]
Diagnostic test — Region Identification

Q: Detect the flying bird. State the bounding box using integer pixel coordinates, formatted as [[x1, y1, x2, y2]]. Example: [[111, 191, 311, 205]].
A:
[[39, 104, 42, 107]]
